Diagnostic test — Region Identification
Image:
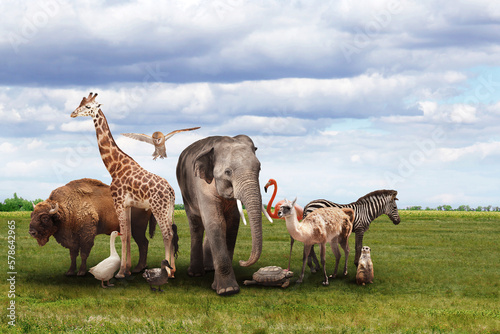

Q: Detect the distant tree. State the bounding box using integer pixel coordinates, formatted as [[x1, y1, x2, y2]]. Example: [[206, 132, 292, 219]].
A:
[[484, 205, 492, 212], [174, 204, 185, 210], [457, 205, 472, 211], [475, 206, 483, 212], [0, 193, 43, 212], [407, 206, 422, 210]]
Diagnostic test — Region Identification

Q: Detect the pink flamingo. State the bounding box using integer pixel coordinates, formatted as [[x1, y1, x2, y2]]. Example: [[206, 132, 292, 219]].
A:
[[264, 179, 305, 271], [264, 179, 303, 220]]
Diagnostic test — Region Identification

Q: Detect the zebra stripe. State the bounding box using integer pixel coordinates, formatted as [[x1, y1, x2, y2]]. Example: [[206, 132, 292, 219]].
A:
[[303, 189, 400, 235]]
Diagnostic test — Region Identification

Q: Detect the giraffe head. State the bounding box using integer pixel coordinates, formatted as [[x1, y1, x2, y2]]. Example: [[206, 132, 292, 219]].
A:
[[71, 92, 101, 118]]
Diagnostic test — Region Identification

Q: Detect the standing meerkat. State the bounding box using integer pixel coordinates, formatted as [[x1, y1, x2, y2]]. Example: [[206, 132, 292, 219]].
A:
[[356, 246, 374, 286]]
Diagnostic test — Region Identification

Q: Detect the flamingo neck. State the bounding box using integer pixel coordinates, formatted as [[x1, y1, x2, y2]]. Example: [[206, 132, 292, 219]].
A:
[[266, 181, 279, 219]]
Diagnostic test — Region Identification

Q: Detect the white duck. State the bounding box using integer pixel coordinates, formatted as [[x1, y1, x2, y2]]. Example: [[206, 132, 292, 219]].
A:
[[89, 231, 122, 288], [142, 259, 172, 292]]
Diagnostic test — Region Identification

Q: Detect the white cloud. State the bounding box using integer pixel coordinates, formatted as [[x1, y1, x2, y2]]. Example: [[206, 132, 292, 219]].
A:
[[0, 142, 17, 153], [438, 141, 500, 162], [60, 119, 95, 132]]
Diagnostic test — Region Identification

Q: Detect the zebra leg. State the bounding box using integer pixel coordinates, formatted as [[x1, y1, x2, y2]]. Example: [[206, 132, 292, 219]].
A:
[[330, 240, 341, 278], [297, 244, 313, 284], [354, 232, 364, 267]]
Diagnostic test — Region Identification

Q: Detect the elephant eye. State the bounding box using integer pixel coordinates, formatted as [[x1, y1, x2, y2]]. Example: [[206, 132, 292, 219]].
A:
[[224, 169, 232, 177]]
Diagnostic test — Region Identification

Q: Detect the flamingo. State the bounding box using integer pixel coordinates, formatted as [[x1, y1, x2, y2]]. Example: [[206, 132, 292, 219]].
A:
[[264, 179, 308, 271], [264, 179, 303, 220]]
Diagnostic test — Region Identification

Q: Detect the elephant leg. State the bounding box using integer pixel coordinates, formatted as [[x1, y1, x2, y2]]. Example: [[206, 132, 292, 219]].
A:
[[187, 210, 205, 277], [131, 210, 149, 273], [202, 207, 239, 296], [66, 248, 78, 276], [203, 234, 214, 272]]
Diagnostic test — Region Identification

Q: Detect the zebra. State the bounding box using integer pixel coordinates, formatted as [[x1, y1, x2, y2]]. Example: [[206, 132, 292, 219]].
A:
[[288, 189, 400, 273]]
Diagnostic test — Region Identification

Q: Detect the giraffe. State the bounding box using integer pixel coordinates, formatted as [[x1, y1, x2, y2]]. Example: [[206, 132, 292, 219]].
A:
[[70, 92, 176, 278]]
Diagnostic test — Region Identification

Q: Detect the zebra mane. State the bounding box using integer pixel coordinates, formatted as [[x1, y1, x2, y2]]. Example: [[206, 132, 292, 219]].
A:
[[355, 189, 397, 204]]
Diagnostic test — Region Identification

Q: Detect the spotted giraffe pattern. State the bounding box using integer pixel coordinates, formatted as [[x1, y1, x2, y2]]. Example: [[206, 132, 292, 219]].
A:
[[71, 93, 176, 278]]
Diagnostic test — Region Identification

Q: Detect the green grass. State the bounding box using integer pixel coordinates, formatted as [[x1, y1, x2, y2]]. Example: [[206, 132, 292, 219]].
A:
[[1, 211, 499, 333]]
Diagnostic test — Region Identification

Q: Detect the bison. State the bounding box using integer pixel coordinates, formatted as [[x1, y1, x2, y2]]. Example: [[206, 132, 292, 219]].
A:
[[29, 178, 158, 276]]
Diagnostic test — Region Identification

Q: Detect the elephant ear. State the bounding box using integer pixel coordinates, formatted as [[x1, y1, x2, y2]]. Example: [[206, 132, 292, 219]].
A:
[[194, 147, 214, 184]]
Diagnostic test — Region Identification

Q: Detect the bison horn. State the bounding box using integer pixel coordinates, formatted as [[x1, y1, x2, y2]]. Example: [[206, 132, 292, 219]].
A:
[[32, 202, 35, 210], [49, 202, 59, 215]]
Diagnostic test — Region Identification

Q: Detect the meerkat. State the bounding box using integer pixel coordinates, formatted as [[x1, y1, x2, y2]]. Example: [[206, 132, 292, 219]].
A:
[[122, 127, 200, 160], [356, 246, 374, 286]]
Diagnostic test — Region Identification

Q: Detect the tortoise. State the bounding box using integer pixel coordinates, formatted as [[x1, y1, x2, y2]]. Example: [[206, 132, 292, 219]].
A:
[[243, 266, 293, 288]]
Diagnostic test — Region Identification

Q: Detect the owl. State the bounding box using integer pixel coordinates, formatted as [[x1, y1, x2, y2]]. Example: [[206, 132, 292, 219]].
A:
[[122, 127, 200, 160]]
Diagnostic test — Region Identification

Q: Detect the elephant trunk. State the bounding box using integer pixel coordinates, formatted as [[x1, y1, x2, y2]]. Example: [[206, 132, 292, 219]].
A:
[[234, 174, 263, 267]]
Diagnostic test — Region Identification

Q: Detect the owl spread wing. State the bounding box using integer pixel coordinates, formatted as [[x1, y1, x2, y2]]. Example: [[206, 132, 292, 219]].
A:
[[164, 127, 201, 140], [121, 133, 154, 145]]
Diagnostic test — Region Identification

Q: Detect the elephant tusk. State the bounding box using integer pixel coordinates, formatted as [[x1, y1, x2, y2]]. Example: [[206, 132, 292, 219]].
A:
[[262, 204, 273, 223], [237, 199, 247, 225]]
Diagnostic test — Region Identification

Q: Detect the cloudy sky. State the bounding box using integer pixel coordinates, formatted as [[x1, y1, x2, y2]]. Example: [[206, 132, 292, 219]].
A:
[[1, 0, 499, 209]]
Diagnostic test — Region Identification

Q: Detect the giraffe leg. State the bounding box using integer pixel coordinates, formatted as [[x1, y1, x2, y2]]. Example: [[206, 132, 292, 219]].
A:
[[115, 204, 130, 278], [152, 203, 175, 278], [125, 206, 132, 275]]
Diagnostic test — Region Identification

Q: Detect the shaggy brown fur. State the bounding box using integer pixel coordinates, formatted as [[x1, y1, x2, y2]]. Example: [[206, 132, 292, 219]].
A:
[[29, 178, 157, 276], [278, 199, 355, 286]]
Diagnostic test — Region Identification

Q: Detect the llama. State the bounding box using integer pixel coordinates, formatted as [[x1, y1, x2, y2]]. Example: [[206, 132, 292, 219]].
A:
[[277, 198, 355, 286]]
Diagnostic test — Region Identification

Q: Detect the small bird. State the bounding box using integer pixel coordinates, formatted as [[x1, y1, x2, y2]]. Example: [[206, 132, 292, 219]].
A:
[[89, 231, 122, 288], [142, 259, 172, 292], [122, 127, 200, 160]]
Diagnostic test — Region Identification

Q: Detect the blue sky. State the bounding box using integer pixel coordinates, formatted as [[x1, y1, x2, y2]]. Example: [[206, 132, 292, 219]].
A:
[[1, 0, 500, 209]]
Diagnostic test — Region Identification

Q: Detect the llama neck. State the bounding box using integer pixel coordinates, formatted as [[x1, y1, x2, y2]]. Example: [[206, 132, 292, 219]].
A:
[[92, 109, 136, 178], [284, 210, 304, 242]]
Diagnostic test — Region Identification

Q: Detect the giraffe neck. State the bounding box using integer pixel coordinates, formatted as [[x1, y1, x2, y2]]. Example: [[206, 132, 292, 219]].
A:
[[92, 109, 137, 178]]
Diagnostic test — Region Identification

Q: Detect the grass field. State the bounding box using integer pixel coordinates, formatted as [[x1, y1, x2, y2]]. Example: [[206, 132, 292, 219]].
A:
[[1, 211, 499, 333]]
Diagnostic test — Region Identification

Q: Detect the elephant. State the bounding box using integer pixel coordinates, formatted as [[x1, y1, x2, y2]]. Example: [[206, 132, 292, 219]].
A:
[[176, 135, 263, 296]]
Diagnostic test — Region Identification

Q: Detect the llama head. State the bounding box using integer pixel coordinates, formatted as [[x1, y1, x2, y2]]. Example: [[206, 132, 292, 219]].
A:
[[277, 197, 297, 218], [71, 92, 101, 118]]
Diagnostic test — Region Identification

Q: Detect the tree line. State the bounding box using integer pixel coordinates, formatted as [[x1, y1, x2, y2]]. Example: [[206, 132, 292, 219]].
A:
[[1, 193, 498, 212], [0, 193, 185, 212], [405, 205, 500, 212]]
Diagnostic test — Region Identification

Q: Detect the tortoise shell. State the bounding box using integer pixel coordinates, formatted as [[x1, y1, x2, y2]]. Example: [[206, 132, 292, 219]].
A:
[[252, 266, 293, 283]]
